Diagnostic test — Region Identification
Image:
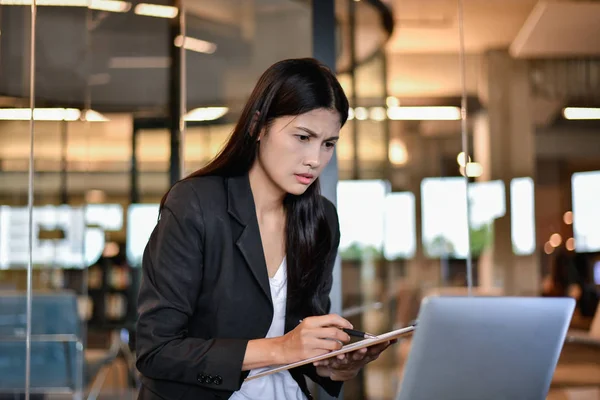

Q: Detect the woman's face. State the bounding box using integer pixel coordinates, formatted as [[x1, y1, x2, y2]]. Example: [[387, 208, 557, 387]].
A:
[[256, 108, 341, 196]]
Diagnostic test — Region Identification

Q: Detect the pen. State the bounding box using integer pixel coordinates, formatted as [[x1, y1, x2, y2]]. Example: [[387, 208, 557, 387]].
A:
[[342, 328, 378, 340]]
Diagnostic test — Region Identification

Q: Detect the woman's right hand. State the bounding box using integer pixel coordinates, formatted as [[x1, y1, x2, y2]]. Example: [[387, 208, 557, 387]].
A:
[[276, 314, 353, 364]]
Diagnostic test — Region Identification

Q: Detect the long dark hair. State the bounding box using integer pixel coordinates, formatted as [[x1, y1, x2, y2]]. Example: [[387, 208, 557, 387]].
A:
[[161, 58, 349, 315]]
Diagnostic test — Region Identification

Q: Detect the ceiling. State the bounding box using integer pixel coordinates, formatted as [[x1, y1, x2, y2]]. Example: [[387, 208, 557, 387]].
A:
[[510, 1, 600, 58], [0, 0, 391, 113], [1, 0, 599, 112], [386, 0, 539, 54], [0, 0, 314, 113], [383, 0, 540, 101], [384, 0, 600, 109]]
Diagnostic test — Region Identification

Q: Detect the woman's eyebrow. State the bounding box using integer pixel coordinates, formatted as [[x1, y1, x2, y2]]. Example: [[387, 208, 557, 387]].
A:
[[297, 126, 339, 141]]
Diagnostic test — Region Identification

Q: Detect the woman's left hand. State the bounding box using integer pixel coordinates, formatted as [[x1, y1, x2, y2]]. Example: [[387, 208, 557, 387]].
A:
[[313, 339, 397, 381]]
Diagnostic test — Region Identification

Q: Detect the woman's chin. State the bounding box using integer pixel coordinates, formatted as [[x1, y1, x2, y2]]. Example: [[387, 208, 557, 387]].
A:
[[285, 182, 312, 196]]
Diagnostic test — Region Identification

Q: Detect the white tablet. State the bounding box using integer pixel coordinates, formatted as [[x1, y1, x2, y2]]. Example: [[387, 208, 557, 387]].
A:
[[244, 324, 416, 381]]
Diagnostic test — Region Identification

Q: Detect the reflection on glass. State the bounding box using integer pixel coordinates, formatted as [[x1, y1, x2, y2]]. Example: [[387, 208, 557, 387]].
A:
[[85, 204, 124, 231], [383, 192, 415, 260], [337, 180, 390, 260], [571, 170, 600, 253], [510, 177, 536, 255], [0, 205, 111, 268], [421, 178, 505, 259], [469, 181, 505, 258], [0, 294, 81, 390], [421, 178, 467, 258], [126, 203, 159, 267]]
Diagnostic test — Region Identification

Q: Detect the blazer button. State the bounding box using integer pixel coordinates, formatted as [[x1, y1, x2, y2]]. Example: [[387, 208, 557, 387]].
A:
[[213, 375, 223, 385]]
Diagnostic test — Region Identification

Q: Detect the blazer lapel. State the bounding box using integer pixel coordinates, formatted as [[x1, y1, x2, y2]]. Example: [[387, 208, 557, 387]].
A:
[[226, 174, 272, 304]]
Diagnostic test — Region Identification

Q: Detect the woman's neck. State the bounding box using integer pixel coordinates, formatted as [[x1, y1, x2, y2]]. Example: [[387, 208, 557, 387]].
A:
[[248, 162, 285, 220]]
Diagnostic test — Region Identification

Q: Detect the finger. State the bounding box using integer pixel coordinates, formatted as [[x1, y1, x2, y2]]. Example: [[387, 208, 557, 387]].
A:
[[312, 327, 351, 343], [305, 314, 353, 330], [331, 356, 352, 369], [314, 361, 327, 367], [315, 338, 344, 351], [330, 358, 348, 369], [308, 351, 332, 361], [336, 354, 350, 365], [352, 349, 367, 361]]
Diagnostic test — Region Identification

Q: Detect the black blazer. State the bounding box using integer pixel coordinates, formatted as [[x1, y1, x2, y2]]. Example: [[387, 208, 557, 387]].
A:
[[135, 174, 343, 400]]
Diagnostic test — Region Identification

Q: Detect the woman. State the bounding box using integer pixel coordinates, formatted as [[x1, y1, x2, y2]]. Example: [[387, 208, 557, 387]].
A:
[[135, 58, 393, 400]]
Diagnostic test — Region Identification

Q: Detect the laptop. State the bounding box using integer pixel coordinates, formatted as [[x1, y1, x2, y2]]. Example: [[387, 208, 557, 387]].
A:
[[397, 296, 575, 400]]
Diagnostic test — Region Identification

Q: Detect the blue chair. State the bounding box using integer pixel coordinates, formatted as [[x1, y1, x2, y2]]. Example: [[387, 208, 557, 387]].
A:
[[0, 291, 120, 398]]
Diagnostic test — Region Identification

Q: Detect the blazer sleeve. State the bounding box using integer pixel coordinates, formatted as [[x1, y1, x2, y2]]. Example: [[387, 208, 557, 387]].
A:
[[135, 180, 249, 392], [301, 197, 344, 397]]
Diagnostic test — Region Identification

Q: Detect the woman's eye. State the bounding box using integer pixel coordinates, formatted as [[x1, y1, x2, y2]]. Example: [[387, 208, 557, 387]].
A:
[[324, 141, 336, 148], [297, 135, 310, 142]]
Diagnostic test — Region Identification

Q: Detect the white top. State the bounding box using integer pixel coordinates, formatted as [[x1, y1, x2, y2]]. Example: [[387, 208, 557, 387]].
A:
[[230, 258, 306, 400]]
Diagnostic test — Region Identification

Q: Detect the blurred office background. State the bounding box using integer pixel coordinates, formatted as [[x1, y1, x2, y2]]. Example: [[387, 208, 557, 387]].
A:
[[0, 0, 599, 399]]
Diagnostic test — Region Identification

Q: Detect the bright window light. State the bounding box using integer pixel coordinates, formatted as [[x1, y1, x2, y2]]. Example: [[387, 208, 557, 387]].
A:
[[384, 192, 416, 260], [421, 178, 505, 259], [387, 106, 460, 121], [0, 108, 108, 121], [572, 170, 600, 252], [337, 180, 390, 259], [134, 3, 178, 18], [563, 107, 600, 120], [89, 0, 130, 12], [0, 0, 131, 11], [0, 108, 80, 121], [510, 177, 536, 255], [175, 35, 217, 54], [127, 204, 160, 267], [184, 107, 228, 122]]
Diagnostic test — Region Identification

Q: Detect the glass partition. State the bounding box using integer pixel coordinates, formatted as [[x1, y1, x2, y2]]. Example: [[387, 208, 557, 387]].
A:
[[181, 0, 312, 174], [380, 2, 600, 400], [332, 0, 524, 398], [0, 5, 31, 393], [0, 0, 316, 397]]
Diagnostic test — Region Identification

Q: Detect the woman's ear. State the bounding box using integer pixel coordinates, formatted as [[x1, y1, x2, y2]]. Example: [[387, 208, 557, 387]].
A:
[[249, 111, 262, 142], [255, 112, 266, 143]]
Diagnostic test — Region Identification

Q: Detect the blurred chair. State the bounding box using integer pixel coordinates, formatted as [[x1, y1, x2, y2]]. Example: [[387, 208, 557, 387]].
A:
[[550, 305, 600, 394], [0, 291, 122, 400], [393, 281, 421, 329], [566, 302, 600, 346]]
